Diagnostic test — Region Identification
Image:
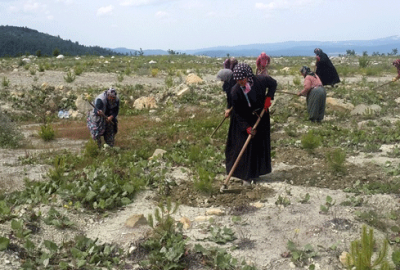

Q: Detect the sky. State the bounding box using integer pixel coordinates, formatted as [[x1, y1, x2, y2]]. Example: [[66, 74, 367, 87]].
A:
[[1, 0, 399, 51]]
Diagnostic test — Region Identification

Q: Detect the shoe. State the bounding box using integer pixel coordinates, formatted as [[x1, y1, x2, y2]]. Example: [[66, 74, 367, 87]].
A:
[[242, 180, 251, 186]]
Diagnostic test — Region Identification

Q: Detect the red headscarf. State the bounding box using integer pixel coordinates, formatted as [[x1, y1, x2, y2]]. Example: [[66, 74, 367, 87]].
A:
[[256, 52, 270, 69]]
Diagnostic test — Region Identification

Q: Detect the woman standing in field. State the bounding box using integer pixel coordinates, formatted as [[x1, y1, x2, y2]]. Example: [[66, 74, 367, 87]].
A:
[[314, 48, 340, 87], [225, 63, 277, 185], [255, 52, 271, 76], [297, 66, 326, 123]]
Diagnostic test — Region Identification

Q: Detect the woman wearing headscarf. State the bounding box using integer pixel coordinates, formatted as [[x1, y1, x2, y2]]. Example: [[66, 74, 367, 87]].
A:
[[216, 69, 236, 117], [314, 48, 340, 87], [392, 59, 400, 82], [256, 52, 271, 76], [87, 88, 120, 148], [225, 63, 277, 184], [297, 66, 326, 123], [223, 57, 239, 71]]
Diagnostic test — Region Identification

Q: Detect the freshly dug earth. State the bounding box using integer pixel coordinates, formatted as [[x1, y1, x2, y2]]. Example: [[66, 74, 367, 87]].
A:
[[0, 70, 399, 270]]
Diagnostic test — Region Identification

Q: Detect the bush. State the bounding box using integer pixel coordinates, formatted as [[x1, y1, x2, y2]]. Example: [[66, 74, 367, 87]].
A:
[[0, 111, 23, 148], [301, 130, 321, 152], [326, 148, 346, 173], [64, 71, 76, 83], [359, 57, 370, 68], [38, 124, 55, 141], [84, 138, 100, 157], [2, 76, 10, 87]]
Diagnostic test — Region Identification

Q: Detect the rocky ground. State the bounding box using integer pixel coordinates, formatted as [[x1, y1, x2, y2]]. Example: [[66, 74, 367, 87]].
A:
[[0, 67, 399, 270]]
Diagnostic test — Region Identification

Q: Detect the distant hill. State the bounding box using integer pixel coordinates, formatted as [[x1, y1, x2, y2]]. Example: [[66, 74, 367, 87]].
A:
[[113, 36, 400, 57], [0, 25, 120, 57]]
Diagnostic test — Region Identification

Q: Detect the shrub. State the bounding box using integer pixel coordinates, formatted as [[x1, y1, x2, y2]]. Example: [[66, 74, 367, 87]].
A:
[[345, 225, 391, 270], [1, 76, 10, 87], [359, 57, 370, 68], [84, 138, 100, 157], [301, 130, 321, 152], [326, 148, 346, 173], [38, 124, 55, 141], [151, 68, 159, 77], [0, 111, 23, 148], [64, 71, 76, 83]]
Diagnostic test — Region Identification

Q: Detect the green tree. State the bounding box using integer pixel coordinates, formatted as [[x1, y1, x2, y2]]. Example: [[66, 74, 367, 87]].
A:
[[36, 50, 41, 57], [52, 48, 60, 56]]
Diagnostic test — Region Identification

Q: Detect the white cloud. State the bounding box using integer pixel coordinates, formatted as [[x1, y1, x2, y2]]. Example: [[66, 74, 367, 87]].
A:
[[97, 5, 114, 16], [47, 15, 54, 20], [255, 0, 322, 11], [23, 0, 42, 12], [120, 0, 169, 7], [155, 11, 168, 18], [56, 0, 74, 5]]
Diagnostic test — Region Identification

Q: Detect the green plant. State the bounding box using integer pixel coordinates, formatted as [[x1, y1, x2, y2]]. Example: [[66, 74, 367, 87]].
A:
[[345, 225, 391, 270], [320, 195, 335, 214], [392, 249, 400, 268], [286, 240, 317, 267], [0, 111, 23, 148], [326, 148, 346, 173], [359, 56, 370, 68], [74, 65, 84, 75], [117, 73, 124, 82], [38, 124, 55, 141], [43, 207, 74, 229], [84, 138, 100, 157], [299, 193, 310, 204], [143, 199, 188, 270], [63, 71, 76, 83], [293, 76, 301, 86], [2, 76, 10, 87], [301, 130, 321, 152], [208, 226, 237, 244], [193, 166, 215, 194], [275, 195, 291, 207], [151, 68, 159, 77]]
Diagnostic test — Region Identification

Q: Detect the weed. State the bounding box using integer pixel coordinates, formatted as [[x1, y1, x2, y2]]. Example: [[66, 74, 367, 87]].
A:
[[43, 207, 75, 229], [326, 148, 346, 173], [286, 240, 318, 267], [38, 124, 55, 141], [275, 195, 291, 207], [345, 225, 391, 270], [2, 76, 10, 87], [0, 111, 23, 148], [117, 73, 124, 82], [193, 166, 215, 195], [301, 130, 321, 152], [208, 226, 237, 244], [298, 193, 310, 204], [320, 195, 335, 214], [84, 138, 100, 157], [63, 71, 76, 83], [151, 68, 159, 77]]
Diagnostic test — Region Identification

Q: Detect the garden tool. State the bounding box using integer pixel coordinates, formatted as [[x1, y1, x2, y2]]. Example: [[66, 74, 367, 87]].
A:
[[210, 107, 232, 138], [275, 90, 298, 96], [220, 107, 266, 193], [372, 81, 394, 90], [88, 101, 114, 125]]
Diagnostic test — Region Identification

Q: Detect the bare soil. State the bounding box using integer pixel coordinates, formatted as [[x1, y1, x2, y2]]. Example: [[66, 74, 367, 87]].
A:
[[0, 69, 399, 270]]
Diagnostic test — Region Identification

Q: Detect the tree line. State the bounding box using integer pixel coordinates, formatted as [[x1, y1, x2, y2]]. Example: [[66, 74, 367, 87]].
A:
[[0, 25, 120, 57]]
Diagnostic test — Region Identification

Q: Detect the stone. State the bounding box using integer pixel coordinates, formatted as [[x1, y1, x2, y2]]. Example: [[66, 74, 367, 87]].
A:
[[179, 217, 191, 229], [133, 96, 158, 110], [149, 149, 167, 160], [185, 73, 203, 85], [206, 208, 225, 216], [125, 214, 148, 228]]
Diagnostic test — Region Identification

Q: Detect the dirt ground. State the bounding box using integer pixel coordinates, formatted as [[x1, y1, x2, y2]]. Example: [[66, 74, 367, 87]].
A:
[[0, 69, 400, 270]]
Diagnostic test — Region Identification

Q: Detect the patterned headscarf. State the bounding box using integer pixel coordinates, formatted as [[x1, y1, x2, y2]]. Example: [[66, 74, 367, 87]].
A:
[[233, 63, 254, 85], [256, 52, 270, 68], [393, 59, 400, 68], [216, 69, 233, 82], [314, 48, 322, 56], [106, 88, 117, 106], [300, 66, 316, 77]]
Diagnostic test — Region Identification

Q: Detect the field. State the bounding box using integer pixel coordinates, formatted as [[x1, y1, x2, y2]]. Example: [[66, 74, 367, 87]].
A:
[[0, 54, 400, 270]]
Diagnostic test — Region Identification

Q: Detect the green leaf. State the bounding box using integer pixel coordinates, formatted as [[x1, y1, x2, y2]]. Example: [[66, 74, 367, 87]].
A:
[[121, 197, 131, 205], [85, 191, 97, 201], [44, 240, 58, 252], [0, 236, 10, 251]]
